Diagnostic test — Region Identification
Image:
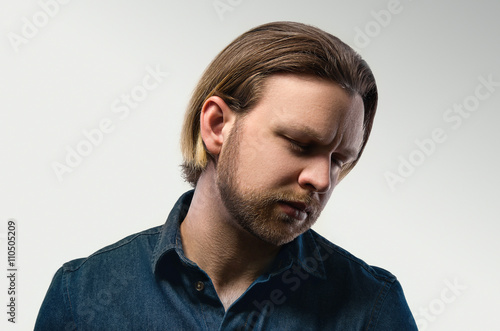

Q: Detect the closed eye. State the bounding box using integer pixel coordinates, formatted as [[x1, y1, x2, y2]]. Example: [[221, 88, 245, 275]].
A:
[[288, 139, 310, 153], [331, 156, 344, 168], [285, 136, 352, 169]]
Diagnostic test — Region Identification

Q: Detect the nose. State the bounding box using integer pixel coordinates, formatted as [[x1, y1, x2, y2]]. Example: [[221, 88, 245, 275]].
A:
[[297, 156, 335, 193]]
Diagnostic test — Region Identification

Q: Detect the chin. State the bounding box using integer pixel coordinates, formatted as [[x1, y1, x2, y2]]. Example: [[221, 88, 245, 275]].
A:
[[246, 220, 314, 247]]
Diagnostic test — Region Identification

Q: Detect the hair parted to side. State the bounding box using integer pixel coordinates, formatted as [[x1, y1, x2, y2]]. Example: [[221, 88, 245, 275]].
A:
[[180, 21, 378, 186]]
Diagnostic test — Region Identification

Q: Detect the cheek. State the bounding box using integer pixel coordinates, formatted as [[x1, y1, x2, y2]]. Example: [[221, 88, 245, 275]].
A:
[[238, 139, 296, 187]]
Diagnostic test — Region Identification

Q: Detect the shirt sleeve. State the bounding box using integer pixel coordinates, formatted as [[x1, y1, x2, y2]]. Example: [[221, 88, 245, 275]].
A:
[[34, 267, 76, 331], [370, 279, 418, 331]]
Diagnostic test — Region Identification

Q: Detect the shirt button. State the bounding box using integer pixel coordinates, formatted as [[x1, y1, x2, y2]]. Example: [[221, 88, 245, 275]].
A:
[[195, 281, 204, 291]]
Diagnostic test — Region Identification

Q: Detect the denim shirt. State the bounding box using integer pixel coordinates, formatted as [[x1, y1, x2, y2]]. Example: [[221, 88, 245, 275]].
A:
[[35, 190, 417, 330]]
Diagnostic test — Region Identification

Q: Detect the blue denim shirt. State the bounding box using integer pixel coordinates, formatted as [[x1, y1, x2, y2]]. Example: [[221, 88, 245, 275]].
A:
[[35, 190, 417, 330]]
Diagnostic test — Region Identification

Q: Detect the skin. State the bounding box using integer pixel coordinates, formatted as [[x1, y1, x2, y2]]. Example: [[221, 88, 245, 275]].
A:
[[180, 73, 365, 310]]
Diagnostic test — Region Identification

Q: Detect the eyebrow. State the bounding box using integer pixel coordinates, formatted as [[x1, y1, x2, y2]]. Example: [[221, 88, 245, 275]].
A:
[[290, 125, 324, 142]]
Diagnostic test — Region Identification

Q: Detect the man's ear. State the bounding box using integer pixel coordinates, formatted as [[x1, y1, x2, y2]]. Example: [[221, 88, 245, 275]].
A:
[[200, 96, 236, 157]]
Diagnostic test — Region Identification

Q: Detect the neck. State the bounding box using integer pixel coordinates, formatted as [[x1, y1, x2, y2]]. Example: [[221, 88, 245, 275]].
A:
[[180, 166, 280, 310]]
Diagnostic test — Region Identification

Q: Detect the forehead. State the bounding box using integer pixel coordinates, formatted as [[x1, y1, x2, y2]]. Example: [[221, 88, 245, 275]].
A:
[[244, 73, 364, 152]]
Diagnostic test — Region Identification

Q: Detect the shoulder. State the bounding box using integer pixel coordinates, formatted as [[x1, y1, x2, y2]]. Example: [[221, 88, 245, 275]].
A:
[[306, 230, 417, 330], [62, 225, 162, 273], [35, 225, 164, 330], [307, 229, 396, 283]]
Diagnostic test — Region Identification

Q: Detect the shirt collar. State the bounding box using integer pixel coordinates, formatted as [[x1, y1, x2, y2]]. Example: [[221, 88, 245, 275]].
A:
[[152, 190, 193, 275], [152, 190, 326, 280]]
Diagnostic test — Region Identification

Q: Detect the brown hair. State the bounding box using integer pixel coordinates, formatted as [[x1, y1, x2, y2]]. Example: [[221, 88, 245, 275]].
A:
[[180, 21, 378, 186]]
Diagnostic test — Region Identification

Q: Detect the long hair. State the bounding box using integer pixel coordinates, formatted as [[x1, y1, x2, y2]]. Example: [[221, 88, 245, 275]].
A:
[[180, 21, 378, 186]]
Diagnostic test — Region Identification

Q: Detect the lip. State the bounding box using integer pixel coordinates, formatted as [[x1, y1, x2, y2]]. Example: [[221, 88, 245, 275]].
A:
[[278, 200, 309, 221], [285, 201, 308, 212]]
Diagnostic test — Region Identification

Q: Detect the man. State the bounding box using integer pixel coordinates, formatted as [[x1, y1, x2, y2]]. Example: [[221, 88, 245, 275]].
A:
[[36, 22, 417, 330]]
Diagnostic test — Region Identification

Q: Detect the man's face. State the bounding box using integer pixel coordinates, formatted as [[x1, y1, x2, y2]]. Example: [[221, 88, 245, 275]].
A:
[[216, 73, 365, 246]]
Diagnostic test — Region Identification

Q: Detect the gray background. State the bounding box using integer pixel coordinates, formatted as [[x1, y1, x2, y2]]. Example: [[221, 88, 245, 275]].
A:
[[1, 0, 499, 329]]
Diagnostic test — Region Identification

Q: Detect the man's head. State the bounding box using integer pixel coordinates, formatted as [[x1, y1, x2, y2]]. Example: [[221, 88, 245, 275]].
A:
[[181, 21, 378, 186], [180, 21, 377, 245]]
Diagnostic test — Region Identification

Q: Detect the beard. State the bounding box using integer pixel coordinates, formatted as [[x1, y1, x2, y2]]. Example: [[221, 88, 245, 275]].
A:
[[215, 120, 323, 246]]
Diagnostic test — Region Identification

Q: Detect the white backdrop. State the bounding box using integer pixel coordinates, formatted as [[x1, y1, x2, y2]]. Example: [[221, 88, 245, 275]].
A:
[[1, 0, 499, 329]]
